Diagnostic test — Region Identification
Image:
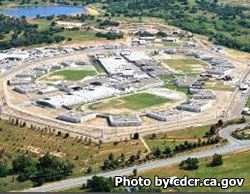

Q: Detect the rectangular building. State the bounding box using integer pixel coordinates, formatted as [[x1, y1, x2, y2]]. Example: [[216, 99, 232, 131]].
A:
[[177, 101, 209, 112], [147, 109, 181, 122], [58, 111, 96, 123], [192, 90, 216, 99], [108, 115, 142, 127]]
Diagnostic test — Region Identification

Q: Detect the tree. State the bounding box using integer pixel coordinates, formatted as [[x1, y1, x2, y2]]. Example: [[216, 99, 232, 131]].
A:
[[209, 154, 223, 167], [15, 118, 19, 126], [180, 157, 199, 170], [12, 155, 37, 181], [217, 119, 224, 127], [163, 146, 172, 156], [151, 133, 156, 139], [64, 133, 69, 138], [108, 153, 114, 161], [22, 121, 26, 128], [138, 187, 161, 192], [12, 155, 36, 174], [157, 31, 167, 37], [86, 167, 92, 174], [57, 131, 62, 136], [241, 116, 246, 123], [153, 147, 161, 158], [30, 154, 73, 185], [129, 155, 136, 163], [133, 133, 139, 140], [132, 168, 137, 176], [0, 162, 8, 177], [120, 153, 125, 162], [51, 21, 56, 26], [101, 160, 112, 171], [209, 125, 216, 135], [86, 176, 113, 192]]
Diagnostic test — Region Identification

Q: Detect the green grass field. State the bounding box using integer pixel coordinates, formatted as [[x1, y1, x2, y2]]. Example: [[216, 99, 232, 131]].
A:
[[29, 19, 104, 42], [159, 75, 175, 82], [0, 120, 145, 191], [49, 70, 96, 81], [160, 74, 195, 98], [205, 81, 235, 92], [166, 125, 211, 138], [56, 30, 102, 41], [146, 139, 186, 150], [144, 125, 210, 151], [162, 58, 209, 74], [0, 176, 33, 192], [28, 18, 52, 31], [93, 63, 106, 74], [139, 150, 250, 192], [246, 97, 250, 107], [162, 82, 191, 99], [89, 93, 171, 111]]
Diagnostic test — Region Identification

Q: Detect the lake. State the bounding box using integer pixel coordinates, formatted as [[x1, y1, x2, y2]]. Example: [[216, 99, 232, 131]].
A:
[[1, 5, 86, 19]]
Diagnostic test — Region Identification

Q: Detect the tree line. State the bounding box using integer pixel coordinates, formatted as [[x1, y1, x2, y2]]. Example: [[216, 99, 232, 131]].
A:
[[0, 154, 73, 186], [79, 153, 224, 192], [0, 14, 66, 49]]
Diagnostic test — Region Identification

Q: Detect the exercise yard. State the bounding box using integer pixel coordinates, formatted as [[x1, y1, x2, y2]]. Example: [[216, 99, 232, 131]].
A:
[[162, 58, 209, 74], [48, 69, 97, 81], [204, 80, 235, 92], [88, 93, 172, 111]]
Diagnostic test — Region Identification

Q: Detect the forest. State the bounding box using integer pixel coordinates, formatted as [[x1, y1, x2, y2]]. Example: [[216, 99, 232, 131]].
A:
[[0, 14, 66, 49], [104, 0, 250, 52]]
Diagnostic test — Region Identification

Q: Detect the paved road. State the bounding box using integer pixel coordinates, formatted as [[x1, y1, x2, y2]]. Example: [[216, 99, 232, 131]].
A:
[[225, 67, 250, 119], [23, 123, 250, 192]]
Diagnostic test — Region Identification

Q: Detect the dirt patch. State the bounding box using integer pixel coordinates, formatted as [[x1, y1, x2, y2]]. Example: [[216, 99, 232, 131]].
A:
[[25, 146, 41, 154], [50, 151, 65, 158], [85, 117, 109, 127], [85, 6, 99, 16], [47, 75, 65, 81]]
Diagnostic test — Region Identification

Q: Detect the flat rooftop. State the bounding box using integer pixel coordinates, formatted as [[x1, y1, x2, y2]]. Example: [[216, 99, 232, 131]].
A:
[[122, 51, 153, 62]]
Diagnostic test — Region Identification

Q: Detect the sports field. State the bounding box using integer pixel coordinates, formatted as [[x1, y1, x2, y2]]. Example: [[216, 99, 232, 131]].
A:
[[89, 93, 171, 111], [162, 58, 209, 74], [49, 70, 96, 81], [205, 81, 235, 92]]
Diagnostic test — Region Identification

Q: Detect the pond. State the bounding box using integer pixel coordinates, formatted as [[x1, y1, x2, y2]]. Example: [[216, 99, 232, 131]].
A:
[[1, 5, 86, 19]]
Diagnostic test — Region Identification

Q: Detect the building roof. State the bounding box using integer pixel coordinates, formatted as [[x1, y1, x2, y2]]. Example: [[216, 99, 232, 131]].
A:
[[37, 86, 120, 108], [0, 51, 30, 61], [122, 51, 153, 62], [176, 76, 197, 88]]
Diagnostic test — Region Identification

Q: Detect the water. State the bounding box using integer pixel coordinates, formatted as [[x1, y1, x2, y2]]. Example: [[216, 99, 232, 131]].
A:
[[1, 5, 86, 19]]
